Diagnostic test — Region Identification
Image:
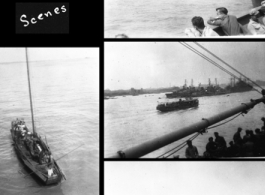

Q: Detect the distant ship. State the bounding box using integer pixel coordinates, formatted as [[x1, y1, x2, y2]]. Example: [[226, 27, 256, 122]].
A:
[[166, 78, 252, 99], [156, 98, 199, 112], [225, 78, 253, 93]]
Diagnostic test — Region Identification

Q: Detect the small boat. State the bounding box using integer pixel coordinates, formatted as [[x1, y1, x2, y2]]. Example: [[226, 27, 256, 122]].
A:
[[10, 119, 64, 185], [156, 98, 199, 112], [11, 48, 65, 185]]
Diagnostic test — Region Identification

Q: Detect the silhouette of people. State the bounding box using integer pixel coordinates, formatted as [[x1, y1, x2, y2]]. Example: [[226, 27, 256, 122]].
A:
[[185, 140, 199, 158], [233, 127, 243, 145], [205, 137, 218, 157]]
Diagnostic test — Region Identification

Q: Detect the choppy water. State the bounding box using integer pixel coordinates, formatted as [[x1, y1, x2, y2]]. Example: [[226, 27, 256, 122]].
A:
[[105, 0, 253, 37], [0, 58, 99, 194], [105, 89, 265, 158]]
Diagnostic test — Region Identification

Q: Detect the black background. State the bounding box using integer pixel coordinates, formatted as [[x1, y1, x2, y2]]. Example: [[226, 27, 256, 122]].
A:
[[2, 1, 102, 47], [16, 3, 69, 34]]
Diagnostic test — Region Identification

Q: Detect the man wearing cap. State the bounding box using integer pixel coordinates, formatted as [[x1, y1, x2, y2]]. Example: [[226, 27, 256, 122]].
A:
[[185, 16, 219, 37], [247, 8, 265, 35], [207, 7, 246, 36]]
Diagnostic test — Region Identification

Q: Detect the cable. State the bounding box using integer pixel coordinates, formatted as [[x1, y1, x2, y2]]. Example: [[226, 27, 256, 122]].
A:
[[207, 113, 243, 129], [157, 112, 248, 158], [194, 42, 265, 91], [179, 42, 262, 94], [156, 132, 200, 158]]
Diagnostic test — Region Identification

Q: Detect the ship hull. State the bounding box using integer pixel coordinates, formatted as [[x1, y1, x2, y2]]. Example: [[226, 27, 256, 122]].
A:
[[157, 99, 199, 112]]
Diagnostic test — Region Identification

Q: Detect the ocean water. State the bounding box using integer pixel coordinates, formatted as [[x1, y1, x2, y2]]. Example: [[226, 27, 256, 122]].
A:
[[0, 58, 99, 194], [105, 89, 265, 158], [105, 0, 253, 37]]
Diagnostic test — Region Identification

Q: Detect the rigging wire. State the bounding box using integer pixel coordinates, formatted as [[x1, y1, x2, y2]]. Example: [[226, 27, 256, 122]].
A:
[[179, 42, 262, 94], [157, 112, 246, 158], [194, 42, 265, 91], [156, 132, 200, 158], [157, 42, 262, 158]]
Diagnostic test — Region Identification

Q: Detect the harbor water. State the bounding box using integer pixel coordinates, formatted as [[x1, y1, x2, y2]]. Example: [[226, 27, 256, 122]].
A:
[[0, 58, 99, 194], [105, 89, 265, 158], [105, 0, 253, 37]]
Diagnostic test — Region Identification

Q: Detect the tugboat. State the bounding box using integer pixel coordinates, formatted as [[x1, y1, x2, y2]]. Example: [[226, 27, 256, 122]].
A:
[[10, 48, 65, 185], [156, 98, 199, 112]]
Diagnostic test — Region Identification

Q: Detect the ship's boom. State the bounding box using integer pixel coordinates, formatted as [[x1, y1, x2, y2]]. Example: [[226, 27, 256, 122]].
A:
[[109, 96, 265, 158]]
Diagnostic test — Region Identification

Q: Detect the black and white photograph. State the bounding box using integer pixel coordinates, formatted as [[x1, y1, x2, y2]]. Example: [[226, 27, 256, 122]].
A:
[[105, 0, 265, 38], [0, 48, 99, 194], [105, 42, 265, 158], [105, 162, 265, 195]]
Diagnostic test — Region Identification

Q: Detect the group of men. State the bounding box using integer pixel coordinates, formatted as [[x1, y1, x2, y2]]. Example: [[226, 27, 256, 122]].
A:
[[185, 2, 265, 37], [185, 116, 265, 158], [185, 132, 227, 158]]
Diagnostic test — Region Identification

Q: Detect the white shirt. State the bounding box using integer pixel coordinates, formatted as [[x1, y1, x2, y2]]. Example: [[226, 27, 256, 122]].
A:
[[185, 26, 219, 37], [247, 19, 265, 35]]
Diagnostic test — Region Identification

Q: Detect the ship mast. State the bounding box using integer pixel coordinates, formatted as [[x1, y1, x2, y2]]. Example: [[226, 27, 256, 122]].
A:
[[25, 48, 36, 134]]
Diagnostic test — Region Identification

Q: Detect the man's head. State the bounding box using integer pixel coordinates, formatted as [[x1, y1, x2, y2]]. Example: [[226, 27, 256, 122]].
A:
[[187, 140, 192, 147], [255, 128, 260, 134], [209, 137, 213, 142], [191, 16, 205, 30], [237, 127, 242, 132], [249, 8, 260, 22], [216, 7, 228, 16], [214, 132, 219, 137]]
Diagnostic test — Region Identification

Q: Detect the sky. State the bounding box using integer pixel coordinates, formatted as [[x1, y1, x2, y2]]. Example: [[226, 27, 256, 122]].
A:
[[0, 48, 98, 63], [105, 162, 265, 195], [105, 42, 265, 90]]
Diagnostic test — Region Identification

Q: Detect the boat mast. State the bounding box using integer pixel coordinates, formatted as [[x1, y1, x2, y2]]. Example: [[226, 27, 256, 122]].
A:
[[25, 48, 36, 134]]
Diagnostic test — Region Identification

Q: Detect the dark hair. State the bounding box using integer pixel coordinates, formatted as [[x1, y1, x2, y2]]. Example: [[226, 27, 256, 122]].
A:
[[209, 137, 213, 141], [216, 7, 228, 15], [251, 15, 259, 23], [214, 132, 219, 136], [238, 127, 242, 132], [187, 140, 192, 144], [191, 16, 205, 29]]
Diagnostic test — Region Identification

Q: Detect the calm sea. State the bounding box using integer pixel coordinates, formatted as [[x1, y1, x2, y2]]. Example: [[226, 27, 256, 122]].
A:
[[105, 0, 253, 37], [105, 89, 265, 158], [0, 59, 99, 195]]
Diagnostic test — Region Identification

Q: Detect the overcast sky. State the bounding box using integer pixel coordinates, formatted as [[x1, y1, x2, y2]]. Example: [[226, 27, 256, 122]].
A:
[[0, 48, 98, 63], [105, 162, 265, 195], [105, 42, 265, 90]]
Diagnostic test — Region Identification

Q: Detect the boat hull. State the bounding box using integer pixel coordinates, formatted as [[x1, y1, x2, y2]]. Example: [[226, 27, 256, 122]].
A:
[[10, 120, 63, 185], [157, 99, 199, 112]]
